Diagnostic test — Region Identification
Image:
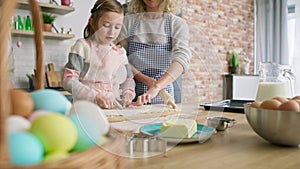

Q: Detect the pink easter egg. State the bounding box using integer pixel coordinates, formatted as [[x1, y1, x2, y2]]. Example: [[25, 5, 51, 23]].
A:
[[28, 110, 51, 122], [17, 41, 22, 48]]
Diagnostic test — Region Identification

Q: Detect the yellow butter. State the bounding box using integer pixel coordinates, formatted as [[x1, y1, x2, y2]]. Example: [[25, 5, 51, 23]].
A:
[[160, 119, 197, 138]]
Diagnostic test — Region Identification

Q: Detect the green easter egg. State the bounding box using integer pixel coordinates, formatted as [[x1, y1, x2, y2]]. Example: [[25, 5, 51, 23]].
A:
[[69, 114, 102, 152], [30, 113, 77, 153], [43, 151, 68, 163], [98, 136, 108, 146]]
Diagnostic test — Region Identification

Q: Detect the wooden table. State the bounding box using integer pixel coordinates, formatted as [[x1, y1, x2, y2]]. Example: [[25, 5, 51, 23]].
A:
[[126, 109, 300, 169]]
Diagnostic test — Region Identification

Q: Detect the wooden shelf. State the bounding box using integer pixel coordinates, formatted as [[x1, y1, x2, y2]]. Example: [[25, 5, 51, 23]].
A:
[[11, 30, 75, 40], [18, 0, 75, 15]]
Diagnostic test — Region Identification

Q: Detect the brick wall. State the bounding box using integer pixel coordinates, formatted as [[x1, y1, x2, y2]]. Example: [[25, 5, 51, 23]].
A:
[[181, 0, 255, 103]]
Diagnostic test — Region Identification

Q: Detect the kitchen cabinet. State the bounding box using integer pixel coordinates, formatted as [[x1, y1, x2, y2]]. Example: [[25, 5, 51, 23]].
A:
[[12, 0, 75, 40]]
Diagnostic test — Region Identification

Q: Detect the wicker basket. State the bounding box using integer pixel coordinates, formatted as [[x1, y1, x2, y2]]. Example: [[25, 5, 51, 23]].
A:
[[0, 0, 126, 168]]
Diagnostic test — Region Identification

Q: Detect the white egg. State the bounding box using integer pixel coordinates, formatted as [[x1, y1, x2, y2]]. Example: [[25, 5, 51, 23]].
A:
[[7, 115, 31, 134]]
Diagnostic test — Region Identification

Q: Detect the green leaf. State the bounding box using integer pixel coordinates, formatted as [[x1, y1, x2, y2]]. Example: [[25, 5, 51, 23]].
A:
[[42, 13, 56, 24], [229, 51, 239, 67]]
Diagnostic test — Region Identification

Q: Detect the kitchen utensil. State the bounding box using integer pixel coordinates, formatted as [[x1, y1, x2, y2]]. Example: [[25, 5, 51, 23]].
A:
[[46, 63, 62, 88], [206, 117, 236, 131], [114, 100, 124, 109], [140, 123, 216, 143], [158, 89, 177, 109], [126, 134, 167, 154], [244, 103, 300, 146], [256, 62, 294, 102]]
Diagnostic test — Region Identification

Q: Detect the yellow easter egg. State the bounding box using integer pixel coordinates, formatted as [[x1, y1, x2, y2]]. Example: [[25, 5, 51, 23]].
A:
[[30, 113, 77, 153]]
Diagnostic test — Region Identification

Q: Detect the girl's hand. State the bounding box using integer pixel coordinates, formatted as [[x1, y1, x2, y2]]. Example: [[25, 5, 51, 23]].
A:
[[122, 93, 134, 107], [95, 92, 115, 109]]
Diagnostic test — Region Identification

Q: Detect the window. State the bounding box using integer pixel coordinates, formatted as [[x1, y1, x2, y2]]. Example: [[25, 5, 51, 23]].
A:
[[288, 0, 295, 64], [287, 0, 300, 95]]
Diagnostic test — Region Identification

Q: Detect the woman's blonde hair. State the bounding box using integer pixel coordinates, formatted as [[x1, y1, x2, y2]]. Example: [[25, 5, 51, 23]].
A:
[[126, 0, 184, 14]]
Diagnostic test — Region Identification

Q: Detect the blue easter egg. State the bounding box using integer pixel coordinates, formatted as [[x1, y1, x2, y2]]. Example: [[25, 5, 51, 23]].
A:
[[31, 89, 71, 115], [69, 114, 102, 151], [8, 132, 44, 165]]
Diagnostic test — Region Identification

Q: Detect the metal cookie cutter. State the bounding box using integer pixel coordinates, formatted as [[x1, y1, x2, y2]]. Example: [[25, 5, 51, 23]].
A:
[[206, 117, 236, 131], [126, 133, 167, 156]]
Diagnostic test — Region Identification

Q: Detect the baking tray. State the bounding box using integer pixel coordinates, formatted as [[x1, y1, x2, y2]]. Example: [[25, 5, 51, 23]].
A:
[[200, 100, 254, 113]]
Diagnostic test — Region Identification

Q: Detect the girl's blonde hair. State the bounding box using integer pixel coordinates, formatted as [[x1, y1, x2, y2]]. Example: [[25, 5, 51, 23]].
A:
[[126, 0, 184, 14], [84, 0, 124, 38]]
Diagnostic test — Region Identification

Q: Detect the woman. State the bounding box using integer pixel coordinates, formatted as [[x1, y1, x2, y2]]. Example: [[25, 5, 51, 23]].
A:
[[120, 0, 191, 104]]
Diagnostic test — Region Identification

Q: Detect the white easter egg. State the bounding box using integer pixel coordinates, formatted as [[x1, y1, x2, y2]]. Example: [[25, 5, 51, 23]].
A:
[[7, 115, 31, 134]]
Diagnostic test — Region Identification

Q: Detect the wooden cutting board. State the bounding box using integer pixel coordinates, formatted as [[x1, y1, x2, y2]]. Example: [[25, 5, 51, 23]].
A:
[[46, 63, 62, 88]]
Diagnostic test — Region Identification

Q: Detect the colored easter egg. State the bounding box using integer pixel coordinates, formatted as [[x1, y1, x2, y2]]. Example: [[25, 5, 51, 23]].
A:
[[7, 115, 31, 134], [31, 89, 71, 115], [69, 100, 109, 135], [10, 89, 34, 117], [8, 132, 44, 165], [30, 113, 77, 153], [43, 151, 68, 163], [28, 110, 51, 122], [98, 136, 108, 146], [16, 41, 22, 47], [69, 114, 102, 151]]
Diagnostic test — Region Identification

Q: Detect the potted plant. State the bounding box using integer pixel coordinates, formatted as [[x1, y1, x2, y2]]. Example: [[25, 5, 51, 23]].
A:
[[42, 13, 56, 32], [228, 51, 239, 74]]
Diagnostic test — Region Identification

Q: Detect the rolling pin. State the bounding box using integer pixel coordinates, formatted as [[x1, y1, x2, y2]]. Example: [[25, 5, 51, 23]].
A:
[[158, 89, 177, 109]]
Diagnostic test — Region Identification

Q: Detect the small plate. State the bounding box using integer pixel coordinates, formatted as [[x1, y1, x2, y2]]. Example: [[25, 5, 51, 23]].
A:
[[140, 123, 216, 143]]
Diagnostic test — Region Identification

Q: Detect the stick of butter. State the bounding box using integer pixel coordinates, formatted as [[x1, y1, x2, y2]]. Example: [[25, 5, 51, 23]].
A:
[[161, 119, 197, 138]]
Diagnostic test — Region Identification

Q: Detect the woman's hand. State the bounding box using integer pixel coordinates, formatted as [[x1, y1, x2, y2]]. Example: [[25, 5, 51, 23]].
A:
[[134, 72, 156, 88], [131, 93, 151, 106], [144, 76, 157, 89], [95, 92, 115, 109], [132, 84, 161, 106], [145, 85, 161, 99]]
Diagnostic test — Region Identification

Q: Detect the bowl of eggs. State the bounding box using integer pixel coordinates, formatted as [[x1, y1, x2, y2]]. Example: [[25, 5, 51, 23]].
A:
[[244, 96, 300, 146]]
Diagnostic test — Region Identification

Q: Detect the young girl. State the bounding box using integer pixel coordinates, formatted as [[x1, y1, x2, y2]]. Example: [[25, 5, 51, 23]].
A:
[[63, 0, 139, 109]]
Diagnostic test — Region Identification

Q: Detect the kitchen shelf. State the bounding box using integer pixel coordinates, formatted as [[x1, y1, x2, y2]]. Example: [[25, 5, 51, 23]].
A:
[[18, 0, 75, 15], [11, 30, 75, 40]]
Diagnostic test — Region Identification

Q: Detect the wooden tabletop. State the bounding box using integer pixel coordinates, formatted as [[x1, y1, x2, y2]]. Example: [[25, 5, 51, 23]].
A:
[[126, 109, 300, 169]]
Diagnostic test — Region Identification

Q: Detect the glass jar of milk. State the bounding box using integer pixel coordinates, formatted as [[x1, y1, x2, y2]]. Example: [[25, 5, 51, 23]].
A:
[[256, 62, 295, 102]]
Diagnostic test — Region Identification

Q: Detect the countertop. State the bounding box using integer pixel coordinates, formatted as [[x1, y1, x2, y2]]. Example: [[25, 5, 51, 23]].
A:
[[125, 108, 300, 169]]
